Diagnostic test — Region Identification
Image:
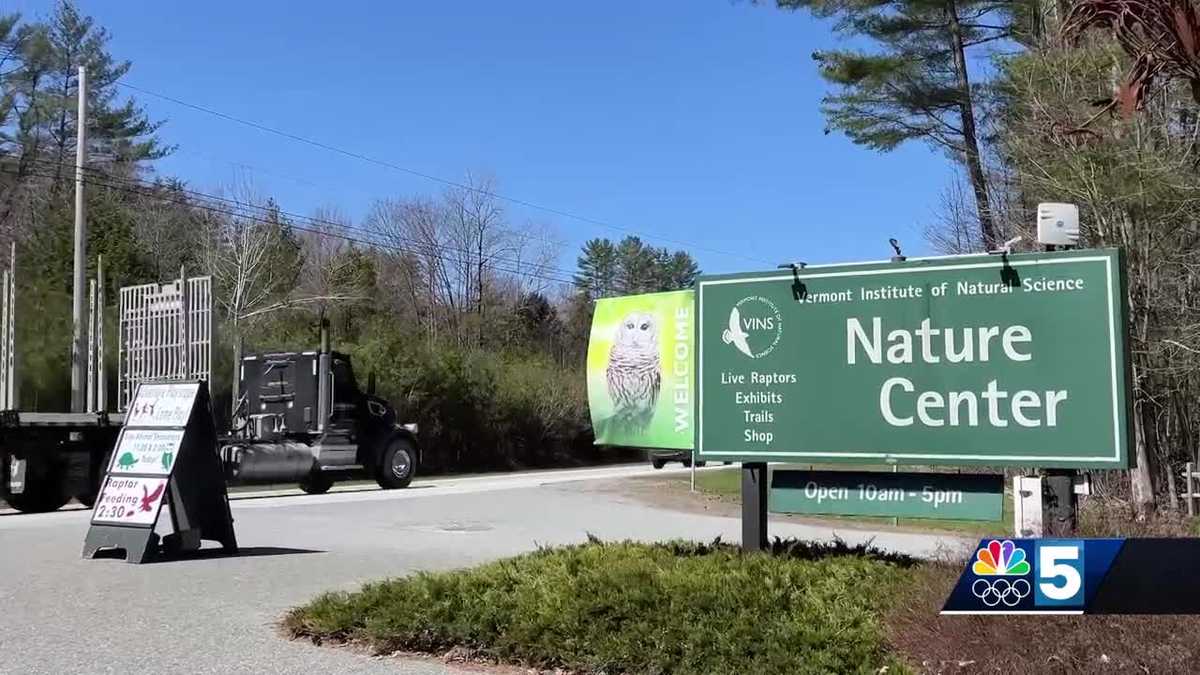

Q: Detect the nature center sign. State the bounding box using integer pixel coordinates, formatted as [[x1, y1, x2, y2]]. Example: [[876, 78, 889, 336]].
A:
[[696, 249, 1131, 468]]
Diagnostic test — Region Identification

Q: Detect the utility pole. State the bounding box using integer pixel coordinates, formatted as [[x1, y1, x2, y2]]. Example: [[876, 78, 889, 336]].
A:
[[70, 66, 88, 414]]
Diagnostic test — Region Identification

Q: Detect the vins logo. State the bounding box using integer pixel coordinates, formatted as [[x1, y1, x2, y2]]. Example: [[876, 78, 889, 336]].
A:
[[723, 296, 783, 359], [743, 317, 775, 330]]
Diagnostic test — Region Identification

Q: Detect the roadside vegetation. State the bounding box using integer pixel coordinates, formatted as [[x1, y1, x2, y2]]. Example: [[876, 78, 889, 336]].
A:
[[285, 538, 917, 675]]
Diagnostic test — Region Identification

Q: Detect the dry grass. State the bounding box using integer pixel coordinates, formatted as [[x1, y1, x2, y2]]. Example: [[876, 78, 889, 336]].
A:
[[886, 501, 1200, 673], [1076, 497, 1197, 537], [887, 561, 1200, 673]]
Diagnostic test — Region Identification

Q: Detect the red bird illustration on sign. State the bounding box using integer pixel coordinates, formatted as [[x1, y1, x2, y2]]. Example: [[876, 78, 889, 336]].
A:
[[134, 481, 165, 515]]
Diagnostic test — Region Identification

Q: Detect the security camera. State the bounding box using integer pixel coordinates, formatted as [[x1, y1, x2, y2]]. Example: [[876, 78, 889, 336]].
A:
[[1036, 203, 1080, 247]]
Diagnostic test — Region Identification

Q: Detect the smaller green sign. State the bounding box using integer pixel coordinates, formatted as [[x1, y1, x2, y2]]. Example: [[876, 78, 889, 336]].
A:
[[770, 470, 1004, 521]]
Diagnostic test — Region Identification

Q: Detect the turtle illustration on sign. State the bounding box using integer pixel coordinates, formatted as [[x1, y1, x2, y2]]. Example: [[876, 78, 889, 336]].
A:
[[161, 451, 174, 471], [117, 452, 136, 470]]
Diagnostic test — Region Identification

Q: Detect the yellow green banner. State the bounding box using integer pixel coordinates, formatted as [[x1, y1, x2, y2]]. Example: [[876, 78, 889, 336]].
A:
[[587, 290, 695, 449]]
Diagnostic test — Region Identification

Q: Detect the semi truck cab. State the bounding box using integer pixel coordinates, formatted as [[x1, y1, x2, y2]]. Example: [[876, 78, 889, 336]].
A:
[[220, 339, 420, 494]]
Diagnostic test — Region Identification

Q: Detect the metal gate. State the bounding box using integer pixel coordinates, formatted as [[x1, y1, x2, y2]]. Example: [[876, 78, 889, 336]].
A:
[[118, 274, 213, 411]]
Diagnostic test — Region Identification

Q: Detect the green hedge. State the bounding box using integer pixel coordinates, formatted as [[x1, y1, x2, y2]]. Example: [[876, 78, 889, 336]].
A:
[[285, 539, 915, 674]]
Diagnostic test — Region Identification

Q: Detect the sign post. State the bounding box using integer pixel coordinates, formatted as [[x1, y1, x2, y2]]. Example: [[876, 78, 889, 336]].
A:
[[695, 249, 1131, 549], [742, 462, 767, 552], [83, 381, 237, 563], [1043, 469, 1076, 534]]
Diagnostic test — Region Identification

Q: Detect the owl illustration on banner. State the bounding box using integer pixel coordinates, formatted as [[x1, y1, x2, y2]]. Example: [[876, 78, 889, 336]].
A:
[[605, 311, 662, 432]]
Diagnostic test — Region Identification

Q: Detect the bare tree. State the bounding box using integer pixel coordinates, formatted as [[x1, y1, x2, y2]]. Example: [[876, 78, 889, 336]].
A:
[[364, 174, 563, 348], [131, 187, 195, 280], [197, 177, 301, 410], [367, 196, 459, 344], [444, 173, 508, 345], [198, 177, 299, 328], [925, 172, 987, 254], [995, 38, 1200, 517], [295, 205, 371, 321]]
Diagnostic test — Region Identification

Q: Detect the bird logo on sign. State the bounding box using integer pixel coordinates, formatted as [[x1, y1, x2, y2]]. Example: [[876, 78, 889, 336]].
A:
[[722, 307, 753, 358], [722, 296, 783, 359], [136, 482, 165, 514]]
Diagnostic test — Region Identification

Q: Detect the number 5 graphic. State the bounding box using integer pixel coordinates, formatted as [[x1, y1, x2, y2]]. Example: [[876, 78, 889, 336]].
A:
[[1036, 541, 1084, 606]]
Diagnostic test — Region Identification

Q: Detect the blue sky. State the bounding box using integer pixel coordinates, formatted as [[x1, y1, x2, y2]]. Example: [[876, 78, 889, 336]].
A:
[[10, 0, 955, 277]]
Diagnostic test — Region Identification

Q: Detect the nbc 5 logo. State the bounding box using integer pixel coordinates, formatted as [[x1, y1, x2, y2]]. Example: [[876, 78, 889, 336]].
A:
[[1034, 540, 1085, 607]]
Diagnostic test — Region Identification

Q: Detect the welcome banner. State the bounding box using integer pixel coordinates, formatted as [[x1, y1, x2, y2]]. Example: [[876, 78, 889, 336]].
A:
[[587, 290, 694, 449]]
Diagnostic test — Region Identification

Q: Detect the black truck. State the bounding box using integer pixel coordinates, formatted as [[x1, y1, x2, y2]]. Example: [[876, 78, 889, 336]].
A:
[[220, 324, 419, 493]]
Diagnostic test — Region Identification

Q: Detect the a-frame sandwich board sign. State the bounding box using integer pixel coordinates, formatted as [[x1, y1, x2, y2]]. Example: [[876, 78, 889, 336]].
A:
[[82, 380, 237, 563]]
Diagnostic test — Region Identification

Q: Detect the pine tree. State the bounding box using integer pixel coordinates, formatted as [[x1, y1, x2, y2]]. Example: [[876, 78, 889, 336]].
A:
[[573, 238, 619, 299], [771, 0, 1031, 248], [41, 0, 170, 180], [614, 236, 656, 294], [0, 2, 171, 285], [658, 250, 700, 291]]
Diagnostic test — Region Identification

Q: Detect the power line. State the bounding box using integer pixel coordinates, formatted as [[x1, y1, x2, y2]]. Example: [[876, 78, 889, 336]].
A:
[[14, 155, 583, 285], [6, 137, 576, 257], [3, 164, 581, 289], [115, 80, 771, 266]]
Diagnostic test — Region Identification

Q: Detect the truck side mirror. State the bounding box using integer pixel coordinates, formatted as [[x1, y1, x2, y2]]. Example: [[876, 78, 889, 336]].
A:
[[368, 371, 376, 396]]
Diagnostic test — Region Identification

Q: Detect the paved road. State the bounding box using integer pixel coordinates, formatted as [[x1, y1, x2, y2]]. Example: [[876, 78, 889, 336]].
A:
[[0, 463, 690, 517], [0, 463, 965, 674]]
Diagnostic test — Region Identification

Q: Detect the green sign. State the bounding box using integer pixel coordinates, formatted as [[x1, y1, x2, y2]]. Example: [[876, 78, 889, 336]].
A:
[[770, 470, 1004, 520], [696, 249, 1131, 468], [587, 290, 694, 449]]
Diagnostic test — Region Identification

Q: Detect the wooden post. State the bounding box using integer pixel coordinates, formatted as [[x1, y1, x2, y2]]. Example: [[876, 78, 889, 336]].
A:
[[892, 464, 899, 527], [689, 452, 696, 493], [1186, 462, 1195, 518], [86, 278, 96, 412], [1168, 466, 1179, 512]]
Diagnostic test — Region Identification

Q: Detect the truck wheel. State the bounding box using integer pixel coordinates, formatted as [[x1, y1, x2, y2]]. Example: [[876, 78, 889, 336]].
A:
[[377, 437, 415, 489], [5, 469, 71, 513], [651, 458, 665, 470], [299, 472, 334, 495]]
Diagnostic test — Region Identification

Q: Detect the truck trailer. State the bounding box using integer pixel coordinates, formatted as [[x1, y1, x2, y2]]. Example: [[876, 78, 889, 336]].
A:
[[1, 261, 419, 514]]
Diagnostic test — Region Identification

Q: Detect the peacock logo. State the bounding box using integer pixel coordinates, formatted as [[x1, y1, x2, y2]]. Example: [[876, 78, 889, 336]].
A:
[[972, 539, 1031, 576]]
